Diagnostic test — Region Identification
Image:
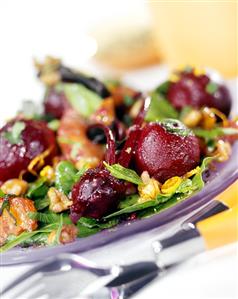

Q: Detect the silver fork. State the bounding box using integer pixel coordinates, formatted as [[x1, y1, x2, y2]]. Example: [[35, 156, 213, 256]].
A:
[[1, 254, 159, 299]]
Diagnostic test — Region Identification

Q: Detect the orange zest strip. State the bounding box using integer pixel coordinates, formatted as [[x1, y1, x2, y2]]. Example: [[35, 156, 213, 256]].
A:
[[27, 147, 52, 176]]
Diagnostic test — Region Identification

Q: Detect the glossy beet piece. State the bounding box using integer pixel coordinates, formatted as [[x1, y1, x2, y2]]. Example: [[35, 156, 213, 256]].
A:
[[135, 122, 200, 182], [70, 168, 125, 221], [44, 88, 70, 119], [167, 72, 231, 116], [0, 119, 57, 184]]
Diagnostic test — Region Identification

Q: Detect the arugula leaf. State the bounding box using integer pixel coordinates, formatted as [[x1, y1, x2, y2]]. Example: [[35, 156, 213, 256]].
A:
[[28, 211, 72, 224], [63, 83, 102, 118], [34, 197, 50, 210], [20, 232, 49, 247], [160, 119, 192, 137], [74, 165, 88, 182], [0, 198, 10, 216], [175, 179, 195, 194], [193, 127, 238, 140], [118, 194, 139, 209], [53, 214, 64, 245], [123, 95, 134, 107], [155, 81, 171, 95], [27, 178, 48, 199], [104, 162, 142, 185], [78, 217, 119, 229], [205, 82, 218, 94], [77, 223, 101, 237], [192, 157, 214, 189], [55, 161, 78, 194], [47, 119, 60, 131], [2, 121, 26, 144], [137, 194, 180, 219], [146, 93, 178, 122], [104, 200, 159, 219], [0, 189, 5, 197]]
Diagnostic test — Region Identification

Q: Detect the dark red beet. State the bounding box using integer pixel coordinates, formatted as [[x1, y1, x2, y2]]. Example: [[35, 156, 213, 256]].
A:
[[135, 121, 200, 182], [167, 71, 231, 116], [70, 168, 125, 221], [44, 88, 70, 119], [211, 85, 232, 117], [0, 119, 57, 183]]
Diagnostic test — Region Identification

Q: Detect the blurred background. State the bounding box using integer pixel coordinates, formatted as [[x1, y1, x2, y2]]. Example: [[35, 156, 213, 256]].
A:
[[0, 0, 237, 118]]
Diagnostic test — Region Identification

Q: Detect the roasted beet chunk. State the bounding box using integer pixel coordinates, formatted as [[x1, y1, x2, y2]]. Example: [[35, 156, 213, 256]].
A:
[[70, 167, 125, 222], [0, 119, 57, 183], [167, 70, 231, 116], [135, 120, 200, 182], [44, 87, 69, 119]]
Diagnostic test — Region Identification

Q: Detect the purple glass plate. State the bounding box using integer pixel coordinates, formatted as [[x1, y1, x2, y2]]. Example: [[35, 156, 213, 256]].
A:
[[1, 142, 237, 265]]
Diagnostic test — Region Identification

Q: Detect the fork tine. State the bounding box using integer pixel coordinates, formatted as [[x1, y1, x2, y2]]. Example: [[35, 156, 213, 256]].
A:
[[1, 272, 43, 299]]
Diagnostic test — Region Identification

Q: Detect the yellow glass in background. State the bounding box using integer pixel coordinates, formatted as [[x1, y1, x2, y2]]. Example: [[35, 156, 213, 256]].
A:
[[149, 1, 237, 78]]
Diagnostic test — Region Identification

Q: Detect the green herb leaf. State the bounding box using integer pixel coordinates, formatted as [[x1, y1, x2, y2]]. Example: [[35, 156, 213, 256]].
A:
[[123, 95, 134, 107], [160, 119, 192, 137], [155, 81, 171, 95], [137, 194, 180, 219], [63, 83, 102, 118], [34, 197, 50, 210], [20, 232, 49, 247], [28, 211, 72, 224], [47, 119, 60, 131], [53, 214, 64, 245], [27, 178, 49, 199], [104, 162, 142, 185], [74, 165, 88, 182], [77, 223, 101, 238], [118, 194, 139, 209], [2, 121, 26, 144], [0, 189, 5, 197], [0, 198, 10, 216], [192, 157, 214, 189], [205, 82, 218, 94], [104, 199, 159, 218], [55, 161, 78, 194], [193, 127, 238, 141], [146, 93, 178, 122], [175, 179, 194, 194], [78, 217, 119, 229]]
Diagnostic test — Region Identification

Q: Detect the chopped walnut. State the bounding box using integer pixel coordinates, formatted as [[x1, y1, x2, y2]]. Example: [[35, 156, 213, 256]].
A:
[[1, 179, 28, 196], [138, 171, 161, 203], [48, 187, 72, 213], [182, 109, 202, 128], [214, 140, 232, 162], [34, 56, 61, 86], [47, 224, 78, 245]]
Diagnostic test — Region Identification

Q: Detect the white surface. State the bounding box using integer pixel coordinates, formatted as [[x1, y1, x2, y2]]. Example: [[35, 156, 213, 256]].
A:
[[0, 1, 238, 298]]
